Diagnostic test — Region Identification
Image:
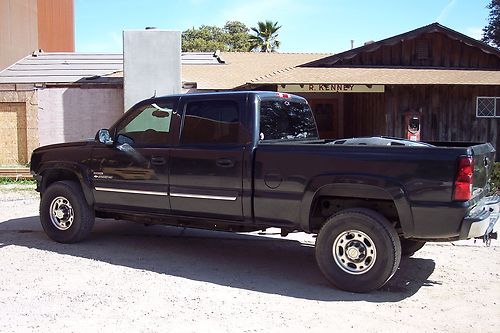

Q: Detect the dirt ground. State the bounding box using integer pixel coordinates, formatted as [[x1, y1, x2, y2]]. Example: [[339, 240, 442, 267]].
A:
[[0, 184, 499, 332]]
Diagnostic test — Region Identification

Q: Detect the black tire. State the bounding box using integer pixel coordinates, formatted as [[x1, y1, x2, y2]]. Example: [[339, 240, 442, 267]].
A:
[[315, 208, 401, 293], [40, 181, 95, 243], [400, 238, 426, 256]]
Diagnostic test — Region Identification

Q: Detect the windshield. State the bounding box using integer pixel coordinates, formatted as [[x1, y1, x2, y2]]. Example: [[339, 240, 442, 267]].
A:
[[259, 99, 319, 141]]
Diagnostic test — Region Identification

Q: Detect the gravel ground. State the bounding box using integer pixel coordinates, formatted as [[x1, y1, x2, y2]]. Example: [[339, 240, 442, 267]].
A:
[[0, 184, 499, 332]]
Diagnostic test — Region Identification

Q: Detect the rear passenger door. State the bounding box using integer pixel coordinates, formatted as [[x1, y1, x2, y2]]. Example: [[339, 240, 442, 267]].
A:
[[169, 96, 247, 221]]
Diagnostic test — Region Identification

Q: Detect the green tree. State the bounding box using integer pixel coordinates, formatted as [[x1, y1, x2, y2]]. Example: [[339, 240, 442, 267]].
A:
[[482, 0, 500, 48], [249, 20, 282, 52], [182, 25, 228, 52], [224, 21, 252, 51], [181, 21, 252, 52]]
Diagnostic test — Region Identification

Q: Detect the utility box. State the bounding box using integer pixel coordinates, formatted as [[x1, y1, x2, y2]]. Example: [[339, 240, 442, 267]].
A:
[[123, 29, 181, 111]]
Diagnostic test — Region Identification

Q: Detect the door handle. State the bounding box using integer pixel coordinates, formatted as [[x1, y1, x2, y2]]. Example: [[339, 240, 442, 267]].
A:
[[216, 158, 234, 168], [151, 156, 166, 166]]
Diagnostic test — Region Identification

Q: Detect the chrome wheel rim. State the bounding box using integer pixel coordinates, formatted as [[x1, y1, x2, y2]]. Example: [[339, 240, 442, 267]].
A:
[[49, 196, 74, 231], [333, 230, 377, 275]]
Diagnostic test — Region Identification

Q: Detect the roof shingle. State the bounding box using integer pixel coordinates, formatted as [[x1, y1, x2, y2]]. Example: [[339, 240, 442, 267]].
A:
[[181, 52, 331, 89], [250, 67, 500, 86]]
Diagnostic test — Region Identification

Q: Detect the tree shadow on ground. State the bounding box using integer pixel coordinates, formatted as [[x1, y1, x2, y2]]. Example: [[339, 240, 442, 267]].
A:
[[0, 216, 439, 302]]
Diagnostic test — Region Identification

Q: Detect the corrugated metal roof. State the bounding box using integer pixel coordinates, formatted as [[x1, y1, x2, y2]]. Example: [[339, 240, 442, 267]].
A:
[[0, 52, 223, 84], [182, 52, 225, 65]]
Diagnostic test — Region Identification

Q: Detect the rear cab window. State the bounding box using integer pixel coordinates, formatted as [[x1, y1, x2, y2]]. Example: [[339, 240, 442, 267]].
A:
[[180, 99, 243, 145], [259, 98, 319, 141]]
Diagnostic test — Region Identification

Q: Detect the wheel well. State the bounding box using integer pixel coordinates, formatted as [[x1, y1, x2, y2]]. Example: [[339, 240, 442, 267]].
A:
[[309, 196, 400, 233], [42, 169, 80, 192]]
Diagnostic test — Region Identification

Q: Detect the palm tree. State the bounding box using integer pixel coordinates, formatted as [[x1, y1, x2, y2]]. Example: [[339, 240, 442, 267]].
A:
[[249, 20, 282, 52]]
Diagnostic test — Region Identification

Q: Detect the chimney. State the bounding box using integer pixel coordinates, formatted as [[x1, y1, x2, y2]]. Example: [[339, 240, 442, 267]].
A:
[[123, 29, 181, 111]]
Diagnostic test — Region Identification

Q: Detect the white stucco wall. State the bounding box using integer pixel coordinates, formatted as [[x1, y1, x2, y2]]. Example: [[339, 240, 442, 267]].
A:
[[38, 87, 123, 146]]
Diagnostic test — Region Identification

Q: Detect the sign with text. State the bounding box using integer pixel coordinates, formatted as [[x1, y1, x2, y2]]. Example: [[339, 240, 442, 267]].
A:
[[278, 84, 385, 93]]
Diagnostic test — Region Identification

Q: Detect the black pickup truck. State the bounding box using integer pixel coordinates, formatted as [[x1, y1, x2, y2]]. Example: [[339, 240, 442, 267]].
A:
[[30, 91, 499, 292]]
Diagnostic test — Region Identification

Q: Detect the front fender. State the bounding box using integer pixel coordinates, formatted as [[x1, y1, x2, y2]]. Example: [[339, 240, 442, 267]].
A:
[[38, 161, 95, 206]]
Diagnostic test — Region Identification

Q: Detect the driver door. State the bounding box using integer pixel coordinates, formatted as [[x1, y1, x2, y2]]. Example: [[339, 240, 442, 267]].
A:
[[91, 98, 180, 213]]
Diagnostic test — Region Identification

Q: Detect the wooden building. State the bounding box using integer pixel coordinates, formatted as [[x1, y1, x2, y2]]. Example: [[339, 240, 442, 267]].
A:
[[244, 23, 500, 157]]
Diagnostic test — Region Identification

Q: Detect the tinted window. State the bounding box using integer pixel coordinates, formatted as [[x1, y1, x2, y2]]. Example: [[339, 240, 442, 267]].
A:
[[181, 100, 240, 144], [260, 100, 318, 140], [116, 102, 175, 145]]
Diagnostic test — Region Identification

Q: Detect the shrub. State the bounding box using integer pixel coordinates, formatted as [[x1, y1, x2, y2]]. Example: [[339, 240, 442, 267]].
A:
[[491, 162, 500, 194]]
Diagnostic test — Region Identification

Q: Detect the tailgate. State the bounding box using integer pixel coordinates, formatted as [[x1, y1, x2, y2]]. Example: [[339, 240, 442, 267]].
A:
[[471, 143, 496, 198]]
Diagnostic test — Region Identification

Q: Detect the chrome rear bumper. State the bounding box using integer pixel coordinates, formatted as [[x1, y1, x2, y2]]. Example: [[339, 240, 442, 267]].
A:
[[460, 195, 499, 240]]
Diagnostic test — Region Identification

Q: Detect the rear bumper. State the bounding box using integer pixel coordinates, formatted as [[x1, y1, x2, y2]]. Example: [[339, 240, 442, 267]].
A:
[[460, 195, 499, 240]]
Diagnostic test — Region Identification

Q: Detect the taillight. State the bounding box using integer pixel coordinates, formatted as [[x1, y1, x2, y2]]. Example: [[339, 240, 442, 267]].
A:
[[453, 156, 474, 201]]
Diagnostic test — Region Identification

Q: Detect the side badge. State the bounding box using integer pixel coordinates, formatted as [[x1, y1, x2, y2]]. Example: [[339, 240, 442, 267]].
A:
[[93, 172, 113, 180]]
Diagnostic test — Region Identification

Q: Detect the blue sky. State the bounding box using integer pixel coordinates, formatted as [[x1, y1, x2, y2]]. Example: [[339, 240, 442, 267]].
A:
[[75, 0, 490, 53]]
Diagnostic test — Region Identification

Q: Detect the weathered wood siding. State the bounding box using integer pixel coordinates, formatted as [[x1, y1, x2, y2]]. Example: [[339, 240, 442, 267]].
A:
[[341, 85, 499, 160], [343, 93, 386, 138], [384, 85, 499, 146], [334, 32, 500, 69]]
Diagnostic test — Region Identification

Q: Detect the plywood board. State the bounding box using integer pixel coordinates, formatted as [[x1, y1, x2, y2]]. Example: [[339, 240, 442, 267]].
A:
[[0, 102, 26, 165]]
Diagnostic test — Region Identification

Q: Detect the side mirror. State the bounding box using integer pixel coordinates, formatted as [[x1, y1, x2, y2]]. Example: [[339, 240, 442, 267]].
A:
[[97, 129, 113, 146]]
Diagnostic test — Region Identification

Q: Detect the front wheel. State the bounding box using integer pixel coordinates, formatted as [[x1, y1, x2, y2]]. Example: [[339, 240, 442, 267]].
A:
[[40, 181, 95, 243], [315, 208, 401, 293]]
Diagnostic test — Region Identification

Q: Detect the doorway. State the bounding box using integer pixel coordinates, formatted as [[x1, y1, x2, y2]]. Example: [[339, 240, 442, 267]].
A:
[[309, 99, 343, 139]]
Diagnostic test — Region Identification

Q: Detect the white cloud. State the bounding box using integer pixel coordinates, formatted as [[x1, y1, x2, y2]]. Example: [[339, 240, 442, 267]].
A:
[[464, 27, 483, 40], [219, 0, 313, 27], [77, 31, 123, 53], [188, 0, 207, 5], [436, 0, 457, 23], [109, 31, 122, 47]]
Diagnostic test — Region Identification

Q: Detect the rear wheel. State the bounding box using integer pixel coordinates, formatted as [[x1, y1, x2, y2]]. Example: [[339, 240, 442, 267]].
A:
[[40, 181, 95, 243], [315, 208, 401, 293], [400, 238, 426, 256]]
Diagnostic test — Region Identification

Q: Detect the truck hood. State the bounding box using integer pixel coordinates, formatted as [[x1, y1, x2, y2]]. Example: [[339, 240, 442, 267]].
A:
[[32, 139, 94, 153], [30, 139, 95, 175]]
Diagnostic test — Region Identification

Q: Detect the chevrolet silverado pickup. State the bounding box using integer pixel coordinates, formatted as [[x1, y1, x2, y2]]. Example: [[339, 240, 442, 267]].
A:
[[30, 91, 499, 292]]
